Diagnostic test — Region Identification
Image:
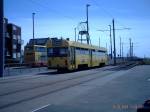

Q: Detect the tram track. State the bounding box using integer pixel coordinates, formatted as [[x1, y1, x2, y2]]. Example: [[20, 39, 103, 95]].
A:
[[0, 75, 50, 84], [0, 64, 136, 97], [0, 64, 137, 110], [0, 70, 115, 110], [0, 66, 114, 84], [0, 70, 114, 97]]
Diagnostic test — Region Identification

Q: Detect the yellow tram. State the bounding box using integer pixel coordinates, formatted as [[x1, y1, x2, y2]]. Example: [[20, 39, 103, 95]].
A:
[[24, 45, 47, 66], [47, 38, 107, 71]]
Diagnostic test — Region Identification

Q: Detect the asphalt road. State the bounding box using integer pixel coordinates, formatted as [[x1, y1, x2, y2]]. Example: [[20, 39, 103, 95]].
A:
[[0, 65, 149, 112]]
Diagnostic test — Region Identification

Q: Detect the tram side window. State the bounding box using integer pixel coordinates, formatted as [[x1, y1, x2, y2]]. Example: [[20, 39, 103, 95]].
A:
[[84, 49, 89, 55], [92, 50, 96, 56], [75, 48, 89, 55], [47, 48, 53, 57], [98, 50, 106, 57], [75, 48, 80, 54], [40, 55, 47, 61], [60, 48, 68, 55], [25, 46, 33, 52], [47, 47, 68, 57]]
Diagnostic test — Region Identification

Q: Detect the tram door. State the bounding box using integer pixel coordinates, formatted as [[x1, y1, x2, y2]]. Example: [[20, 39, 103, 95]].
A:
[[90, 49, 92, 67], [70, 47, 75, 69]]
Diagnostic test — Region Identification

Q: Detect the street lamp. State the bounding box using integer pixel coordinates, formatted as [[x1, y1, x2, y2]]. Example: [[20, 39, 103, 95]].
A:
[[32, 13, 35, 45], [0, 0, 4, 77], [74, 27, 77, 42], [86, 4, 90, 44], [108, 25, 113, 59], [112, 19, 116, 65]]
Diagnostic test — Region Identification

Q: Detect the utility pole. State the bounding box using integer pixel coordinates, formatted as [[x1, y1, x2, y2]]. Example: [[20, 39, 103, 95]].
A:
[[120, 37, 122, 58], [74, 28, 76, 42], [97, 26, 130, 60], [99, 37, 100, 48], [0, 0, 4, 77], [106, 43, 107, 51], [129, 38, 132, 59], [132, 42, 133, 58], [112, 19, 116, 65], [32, 13, 35, 46], [122, 42, 124, 59], [108, 25, 112, 59], [86, 4, 90, 44]]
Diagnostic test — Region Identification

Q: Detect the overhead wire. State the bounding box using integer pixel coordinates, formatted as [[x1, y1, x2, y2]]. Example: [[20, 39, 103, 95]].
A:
[[90, 0, 131, 31], [28, 0, 76, 21], [90, 0, 114, 18]]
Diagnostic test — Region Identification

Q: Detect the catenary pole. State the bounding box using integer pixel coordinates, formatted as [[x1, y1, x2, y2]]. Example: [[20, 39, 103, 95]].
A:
[[32, 13, 35, 45], [108, 25, 113, 59], [0, 0, 4, 77], [112, 19, 116, 65], [86, 4, 90, 44]]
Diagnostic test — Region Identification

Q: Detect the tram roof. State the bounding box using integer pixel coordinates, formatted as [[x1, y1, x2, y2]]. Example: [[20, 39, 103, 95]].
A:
[[68, 41, 107, 52]]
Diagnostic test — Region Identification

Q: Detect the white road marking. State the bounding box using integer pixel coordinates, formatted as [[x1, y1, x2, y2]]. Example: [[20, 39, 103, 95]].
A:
[[31, 104, 51, 112]]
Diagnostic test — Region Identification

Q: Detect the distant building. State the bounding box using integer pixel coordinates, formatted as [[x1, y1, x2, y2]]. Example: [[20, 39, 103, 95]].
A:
[[27, 38, 50, 46], [4, 18, 23, 64]]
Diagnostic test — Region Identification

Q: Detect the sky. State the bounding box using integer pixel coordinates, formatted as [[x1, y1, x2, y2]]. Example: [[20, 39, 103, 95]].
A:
[[4, 0, 150, 57]]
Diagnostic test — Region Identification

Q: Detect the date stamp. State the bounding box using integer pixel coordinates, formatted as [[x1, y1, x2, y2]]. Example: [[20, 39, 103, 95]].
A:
[[112, 104, 143, 110]]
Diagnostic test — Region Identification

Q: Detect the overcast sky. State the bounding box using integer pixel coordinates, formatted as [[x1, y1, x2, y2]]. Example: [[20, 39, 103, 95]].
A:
[[4, 0, 150, 57]]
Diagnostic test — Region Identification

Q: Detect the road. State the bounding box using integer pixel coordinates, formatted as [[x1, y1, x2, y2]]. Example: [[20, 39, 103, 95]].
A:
[[0, 65, 149, 112]]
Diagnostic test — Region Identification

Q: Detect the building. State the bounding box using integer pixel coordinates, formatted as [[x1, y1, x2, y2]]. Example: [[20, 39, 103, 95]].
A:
[[4, 18, 8, 37], [4, 18, 22, 64]]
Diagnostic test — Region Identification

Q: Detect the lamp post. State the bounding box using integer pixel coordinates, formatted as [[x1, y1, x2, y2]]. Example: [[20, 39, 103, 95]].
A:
[[108, 25, 112, 59], [86, 4, 90, 44], [99, 37, 100, 48], [0, 0, 4, 77], [32, 13, 35, 45], [74, 28, 76, 42]]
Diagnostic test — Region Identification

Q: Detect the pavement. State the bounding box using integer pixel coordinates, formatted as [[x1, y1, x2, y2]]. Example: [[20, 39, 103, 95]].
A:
[[3, 67, 51, 77], [0, 65, 149, 112]]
